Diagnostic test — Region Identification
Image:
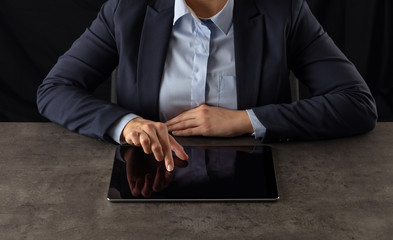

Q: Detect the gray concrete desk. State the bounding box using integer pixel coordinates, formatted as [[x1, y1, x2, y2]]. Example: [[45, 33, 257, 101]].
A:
[[0, 123, 392, 239]]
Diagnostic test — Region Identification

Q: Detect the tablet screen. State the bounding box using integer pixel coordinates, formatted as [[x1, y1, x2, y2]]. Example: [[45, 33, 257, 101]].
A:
[[107, 145, 279, 202]]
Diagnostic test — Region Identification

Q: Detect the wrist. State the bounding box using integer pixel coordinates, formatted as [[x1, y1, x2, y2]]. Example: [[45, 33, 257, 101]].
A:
[[120, 117, 143, 144], [233, 110, 254, 135]]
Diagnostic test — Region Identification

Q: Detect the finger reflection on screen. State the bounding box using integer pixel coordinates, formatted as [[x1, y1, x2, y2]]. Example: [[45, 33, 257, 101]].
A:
[[121, 146, 188, 197]]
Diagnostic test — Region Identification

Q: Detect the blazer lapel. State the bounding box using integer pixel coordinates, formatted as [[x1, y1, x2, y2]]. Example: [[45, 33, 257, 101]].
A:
[[233, 0, 264, 109], [137, 0, 175, 121]]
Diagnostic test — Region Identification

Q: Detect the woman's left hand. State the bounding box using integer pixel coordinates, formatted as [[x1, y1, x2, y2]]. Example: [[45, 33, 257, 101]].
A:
[[165, 104, 254, 137]]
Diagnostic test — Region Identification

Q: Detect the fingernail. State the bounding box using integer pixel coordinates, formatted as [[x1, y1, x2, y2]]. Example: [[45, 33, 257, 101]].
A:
[[167, 164, 174, 172]]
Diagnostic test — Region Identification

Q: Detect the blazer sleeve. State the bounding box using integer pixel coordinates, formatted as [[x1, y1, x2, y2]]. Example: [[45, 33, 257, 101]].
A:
[[253, 0, 377, 142], [37, 0, 131, 143]]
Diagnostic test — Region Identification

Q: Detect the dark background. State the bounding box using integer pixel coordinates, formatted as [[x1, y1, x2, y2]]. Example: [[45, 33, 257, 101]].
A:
[[1, 0, 392, 122]]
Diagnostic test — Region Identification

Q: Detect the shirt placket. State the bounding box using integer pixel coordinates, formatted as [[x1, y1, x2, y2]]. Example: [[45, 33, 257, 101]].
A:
[[191, 20, 211, 108]]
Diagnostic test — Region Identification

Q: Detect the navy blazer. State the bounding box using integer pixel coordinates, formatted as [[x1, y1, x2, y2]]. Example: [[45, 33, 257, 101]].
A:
[[37, 0, 377, 143]]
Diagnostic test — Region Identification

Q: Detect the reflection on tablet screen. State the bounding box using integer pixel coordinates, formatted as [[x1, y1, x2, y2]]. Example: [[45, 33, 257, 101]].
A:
[[107, 145, 279, 202]]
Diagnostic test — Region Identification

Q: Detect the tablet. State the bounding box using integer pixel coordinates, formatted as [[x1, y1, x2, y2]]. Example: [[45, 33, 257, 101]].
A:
[[107, 145, 279, 202]]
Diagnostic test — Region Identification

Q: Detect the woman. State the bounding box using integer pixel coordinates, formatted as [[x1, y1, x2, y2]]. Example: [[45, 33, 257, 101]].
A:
[[37, 0, 377, 171]]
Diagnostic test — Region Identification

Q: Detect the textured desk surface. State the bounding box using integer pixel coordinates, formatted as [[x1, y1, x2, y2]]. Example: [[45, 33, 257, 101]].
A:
[[0, 122, 392, 239]]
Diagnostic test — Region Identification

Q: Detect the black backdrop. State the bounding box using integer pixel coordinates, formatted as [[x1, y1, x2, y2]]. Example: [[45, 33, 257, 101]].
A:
[[1, 0, 392, 122]]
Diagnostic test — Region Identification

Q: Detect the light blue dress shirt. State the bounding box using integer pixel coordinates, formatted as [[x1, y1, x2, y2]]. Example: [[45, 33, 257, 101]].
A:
[[159, 0, 237, 120], [108, 0, 266, 143]]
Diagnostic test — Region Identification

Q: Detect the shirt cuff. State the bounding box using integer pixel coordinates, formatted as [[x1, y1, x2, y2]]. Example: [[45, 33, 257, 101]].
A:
[[246, 109, 266, 139], [107, 113, 140, 144]]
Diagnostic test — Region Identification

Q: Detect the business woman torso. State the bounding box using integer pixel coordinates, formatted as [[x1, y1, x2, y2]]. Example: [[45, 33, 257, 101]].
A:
[[37, 0, 377, 170]]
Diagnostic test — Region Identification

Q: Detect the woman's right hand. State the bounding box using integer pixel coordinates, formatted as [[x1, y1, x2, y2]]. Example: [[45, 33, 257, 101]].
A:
[[121, 117, 188, 171]]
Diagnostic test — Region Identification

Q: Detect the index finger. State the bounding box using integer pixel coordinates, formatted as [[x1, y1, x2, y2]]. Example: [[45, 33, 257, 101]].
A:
[[155, 125, 174, 171]]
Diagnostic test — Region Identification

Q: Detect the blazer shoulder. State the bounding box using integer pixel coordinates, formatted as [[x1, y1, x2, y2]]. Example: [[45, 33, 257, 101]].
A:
[[253, 0, 309, 32], [116, 0, 172, 10], [254, 0, 305, 15], [108, 0, 156, 26], [116, 0, 152, 9]]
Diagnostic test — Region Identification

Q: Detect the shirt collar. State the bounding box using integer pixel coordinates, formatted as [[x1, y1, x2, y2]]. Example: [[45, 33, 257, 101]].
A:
[[173, 0, 234, 35]]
